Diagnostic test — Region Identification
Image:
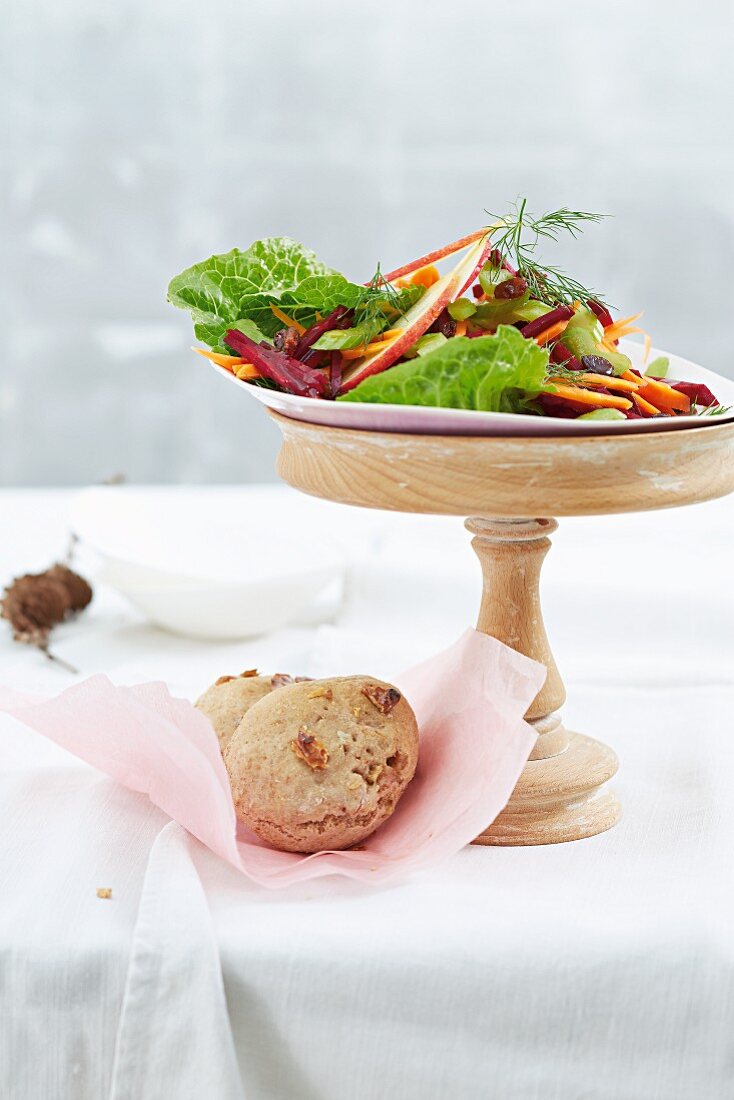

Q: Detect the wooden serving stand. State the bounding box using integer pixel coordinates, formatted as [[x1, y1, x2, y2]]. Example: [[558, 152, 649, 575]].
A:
[[269, 412, 734, 845]]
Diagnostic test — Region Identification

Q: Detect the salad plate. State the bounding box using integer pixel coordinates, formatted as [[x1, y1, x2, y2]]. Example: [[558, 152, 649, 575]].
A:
[[167, 200, 733, 441], [207, 340, 734, 437]]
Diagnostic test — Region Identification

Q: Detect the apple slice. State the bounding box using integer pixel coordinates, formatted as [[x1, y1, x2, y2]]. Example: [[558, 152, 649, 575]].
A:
[[383, 228, 491, 283], [340, 232, 493, 393]]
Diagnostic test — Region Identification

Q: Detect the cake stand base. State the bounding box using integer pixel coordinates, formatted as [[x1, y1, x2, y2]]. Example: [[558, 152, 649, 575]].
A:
[[474, 730, 621, 846], [270, 413, 734, 846]]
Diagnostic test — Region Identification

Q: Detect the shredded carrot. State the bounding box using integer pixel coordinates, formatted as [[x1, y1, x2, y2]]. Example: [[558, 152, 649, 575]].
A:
[[578, 373, 639, 392], [234, 364, 260, 381], [410, 264, 441, 289], [603, 312, 644, 341], [380, 327, 403, 340], [193, 347, 245, 371], [395, 264, 441, 290], [632, 392, 663, 417], [604, 311, 643, 330], [637, 375, 690, 413], [642, 332, 652, 365], [536, 320, 570, 346], [455, 320, 467, 337], [270, 305, 306, 335], [547, 382, 633, 410]]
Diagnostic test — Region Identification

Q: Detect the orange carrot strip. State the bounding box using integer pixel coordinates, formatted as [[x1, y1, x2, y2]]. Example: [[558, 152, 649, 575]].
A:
[[637, 376, 690, 413], [578, 373, 639, 392], [408, 264, 441, 289], [547, 382, 632, 410], [234, 364, 260, 381], [384, 228, 489, 283], [270, 305, 306, 335], [341, 332, 402, 361], [455, 320, 467, 337], [609, 326, 644, 340], [633, 392, 664, 417], [604, 311, 642, 332], [536, 320, 570, 346], [604, 325, 643, 342], [193, 347, 245, 370]]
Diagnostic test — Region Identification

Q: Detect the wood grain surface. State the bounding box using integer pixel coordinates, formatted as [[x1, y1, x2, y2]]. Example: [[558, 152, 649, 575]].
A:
[[271, 414, 734, 517]]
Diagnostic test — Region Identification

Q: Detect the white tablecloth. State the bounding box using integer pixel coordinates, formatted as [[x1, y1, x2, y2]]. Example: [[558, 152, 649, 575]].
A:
[[1, 487, 733, 1100]]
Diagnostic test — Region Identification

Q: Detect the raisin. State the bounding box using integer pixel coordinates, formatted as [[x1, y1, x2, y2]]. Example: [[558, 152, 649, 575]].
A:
[[494, 276, 528, 300], [581, 355, 614, 376]]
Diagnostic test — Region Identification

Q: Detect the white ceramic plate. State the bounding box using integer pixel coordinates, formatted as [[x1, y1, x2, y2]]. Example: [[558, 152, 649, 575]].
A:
[[211, 339, 734, 436], [69, 486, 345, 639]]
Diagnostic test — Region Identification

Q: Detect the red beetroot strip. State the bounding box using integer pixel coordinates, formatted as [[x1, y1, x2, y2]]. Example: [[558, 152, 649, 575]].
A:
[[671, 381, 719, 408], [328, 351, 342, 396], [225, 329, 328, 398], [520, 305, 573, 340], [550, 342, 582, 371], [587, 299, 614, 328]]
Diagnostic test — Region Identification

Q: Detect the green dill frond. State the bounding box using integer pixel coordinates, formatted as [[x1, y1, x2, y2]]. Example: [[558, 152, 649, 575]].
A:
[[485, 198, 609, 308]]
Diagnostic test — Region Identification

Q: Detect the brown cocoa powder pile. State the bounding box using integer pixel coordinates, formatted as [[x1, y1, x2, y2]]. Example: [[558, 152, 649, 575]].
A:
[[1, 564, 93, 658]]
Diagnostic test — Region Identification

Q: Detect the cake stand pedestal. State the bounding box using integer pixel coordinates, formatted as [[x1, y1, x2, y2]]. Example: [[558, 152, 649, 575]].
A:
[[269, 413, 734, 845]]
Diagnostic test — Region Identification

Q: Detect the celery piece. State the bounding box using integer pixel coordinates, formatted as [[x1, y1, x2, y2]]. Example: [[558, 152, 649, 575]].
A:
[[576, 408, 627, 421], [448, 298, 477, 321], [645, 356, 669, 379]]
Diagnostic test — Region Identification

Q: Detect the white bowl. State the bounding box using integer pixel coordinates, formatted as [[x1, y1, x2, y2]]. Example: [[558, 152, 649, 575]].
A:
[[69, 486, 344, 639]]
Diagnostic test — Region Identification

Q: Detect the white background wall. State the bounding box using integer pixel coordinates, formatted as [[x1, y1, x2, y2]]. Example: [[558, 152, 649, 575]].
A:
[[2, 0, 733, 485]]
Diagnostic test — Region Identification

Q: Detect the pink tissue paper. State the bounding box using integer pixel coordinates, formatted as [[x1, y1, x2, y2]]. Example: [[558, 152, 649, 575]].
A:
[[0, 629, 545, 887]]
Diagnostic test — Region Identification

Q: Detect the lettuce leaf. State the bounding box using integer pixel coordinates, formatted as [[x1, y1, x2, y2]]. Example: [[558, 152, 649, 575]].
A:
[[167, 237, 366, 350], [338, 325, 549, 412]]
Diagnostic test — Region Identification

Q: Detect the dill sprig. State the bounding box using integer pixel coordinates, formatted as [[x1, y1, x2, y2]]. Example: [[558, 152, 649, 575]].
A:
[[354, 264, 417, 340], [543, 361, 584, 384], [485, 198, 609, 308]]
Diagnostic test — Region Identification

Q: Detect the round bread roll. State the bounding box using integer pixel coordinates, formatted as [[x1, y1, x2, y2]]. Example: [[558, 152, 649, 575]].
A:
[[224, 675, 419, 853], [196, 671, 307, 753]]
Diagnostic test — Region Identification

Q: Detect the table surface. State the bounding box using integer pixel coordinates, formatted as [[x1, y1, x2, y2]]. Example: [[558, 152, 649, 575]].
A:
[[1, 487, 733, 1100]]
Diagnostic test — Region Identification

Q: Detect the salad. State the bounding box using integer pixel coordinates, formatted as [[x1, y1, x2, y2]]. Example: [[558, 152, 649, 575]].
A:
[[168, 201, 724, 422]]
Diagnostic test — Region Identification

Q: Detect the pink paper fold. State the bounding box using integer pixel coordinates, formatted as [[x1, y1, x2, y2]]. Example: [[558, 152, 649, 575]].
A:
[[0, 629, 545, 887]]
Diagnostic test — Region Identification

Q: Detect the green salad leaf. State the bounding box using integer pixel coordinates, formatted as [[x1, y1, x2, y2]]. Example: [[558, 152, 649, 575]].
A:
[[339, 325, 550, 413], [194, 317, 273, 349], [168, 237, 423, 352], [311, 284, 424, 351], [168, 237, 366, 350]]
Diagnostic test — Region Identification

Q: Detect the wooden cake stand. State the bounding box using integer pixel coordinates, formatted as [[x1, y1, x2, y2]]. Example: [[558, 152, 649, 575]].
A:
[[269, 412, 734, 845]]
